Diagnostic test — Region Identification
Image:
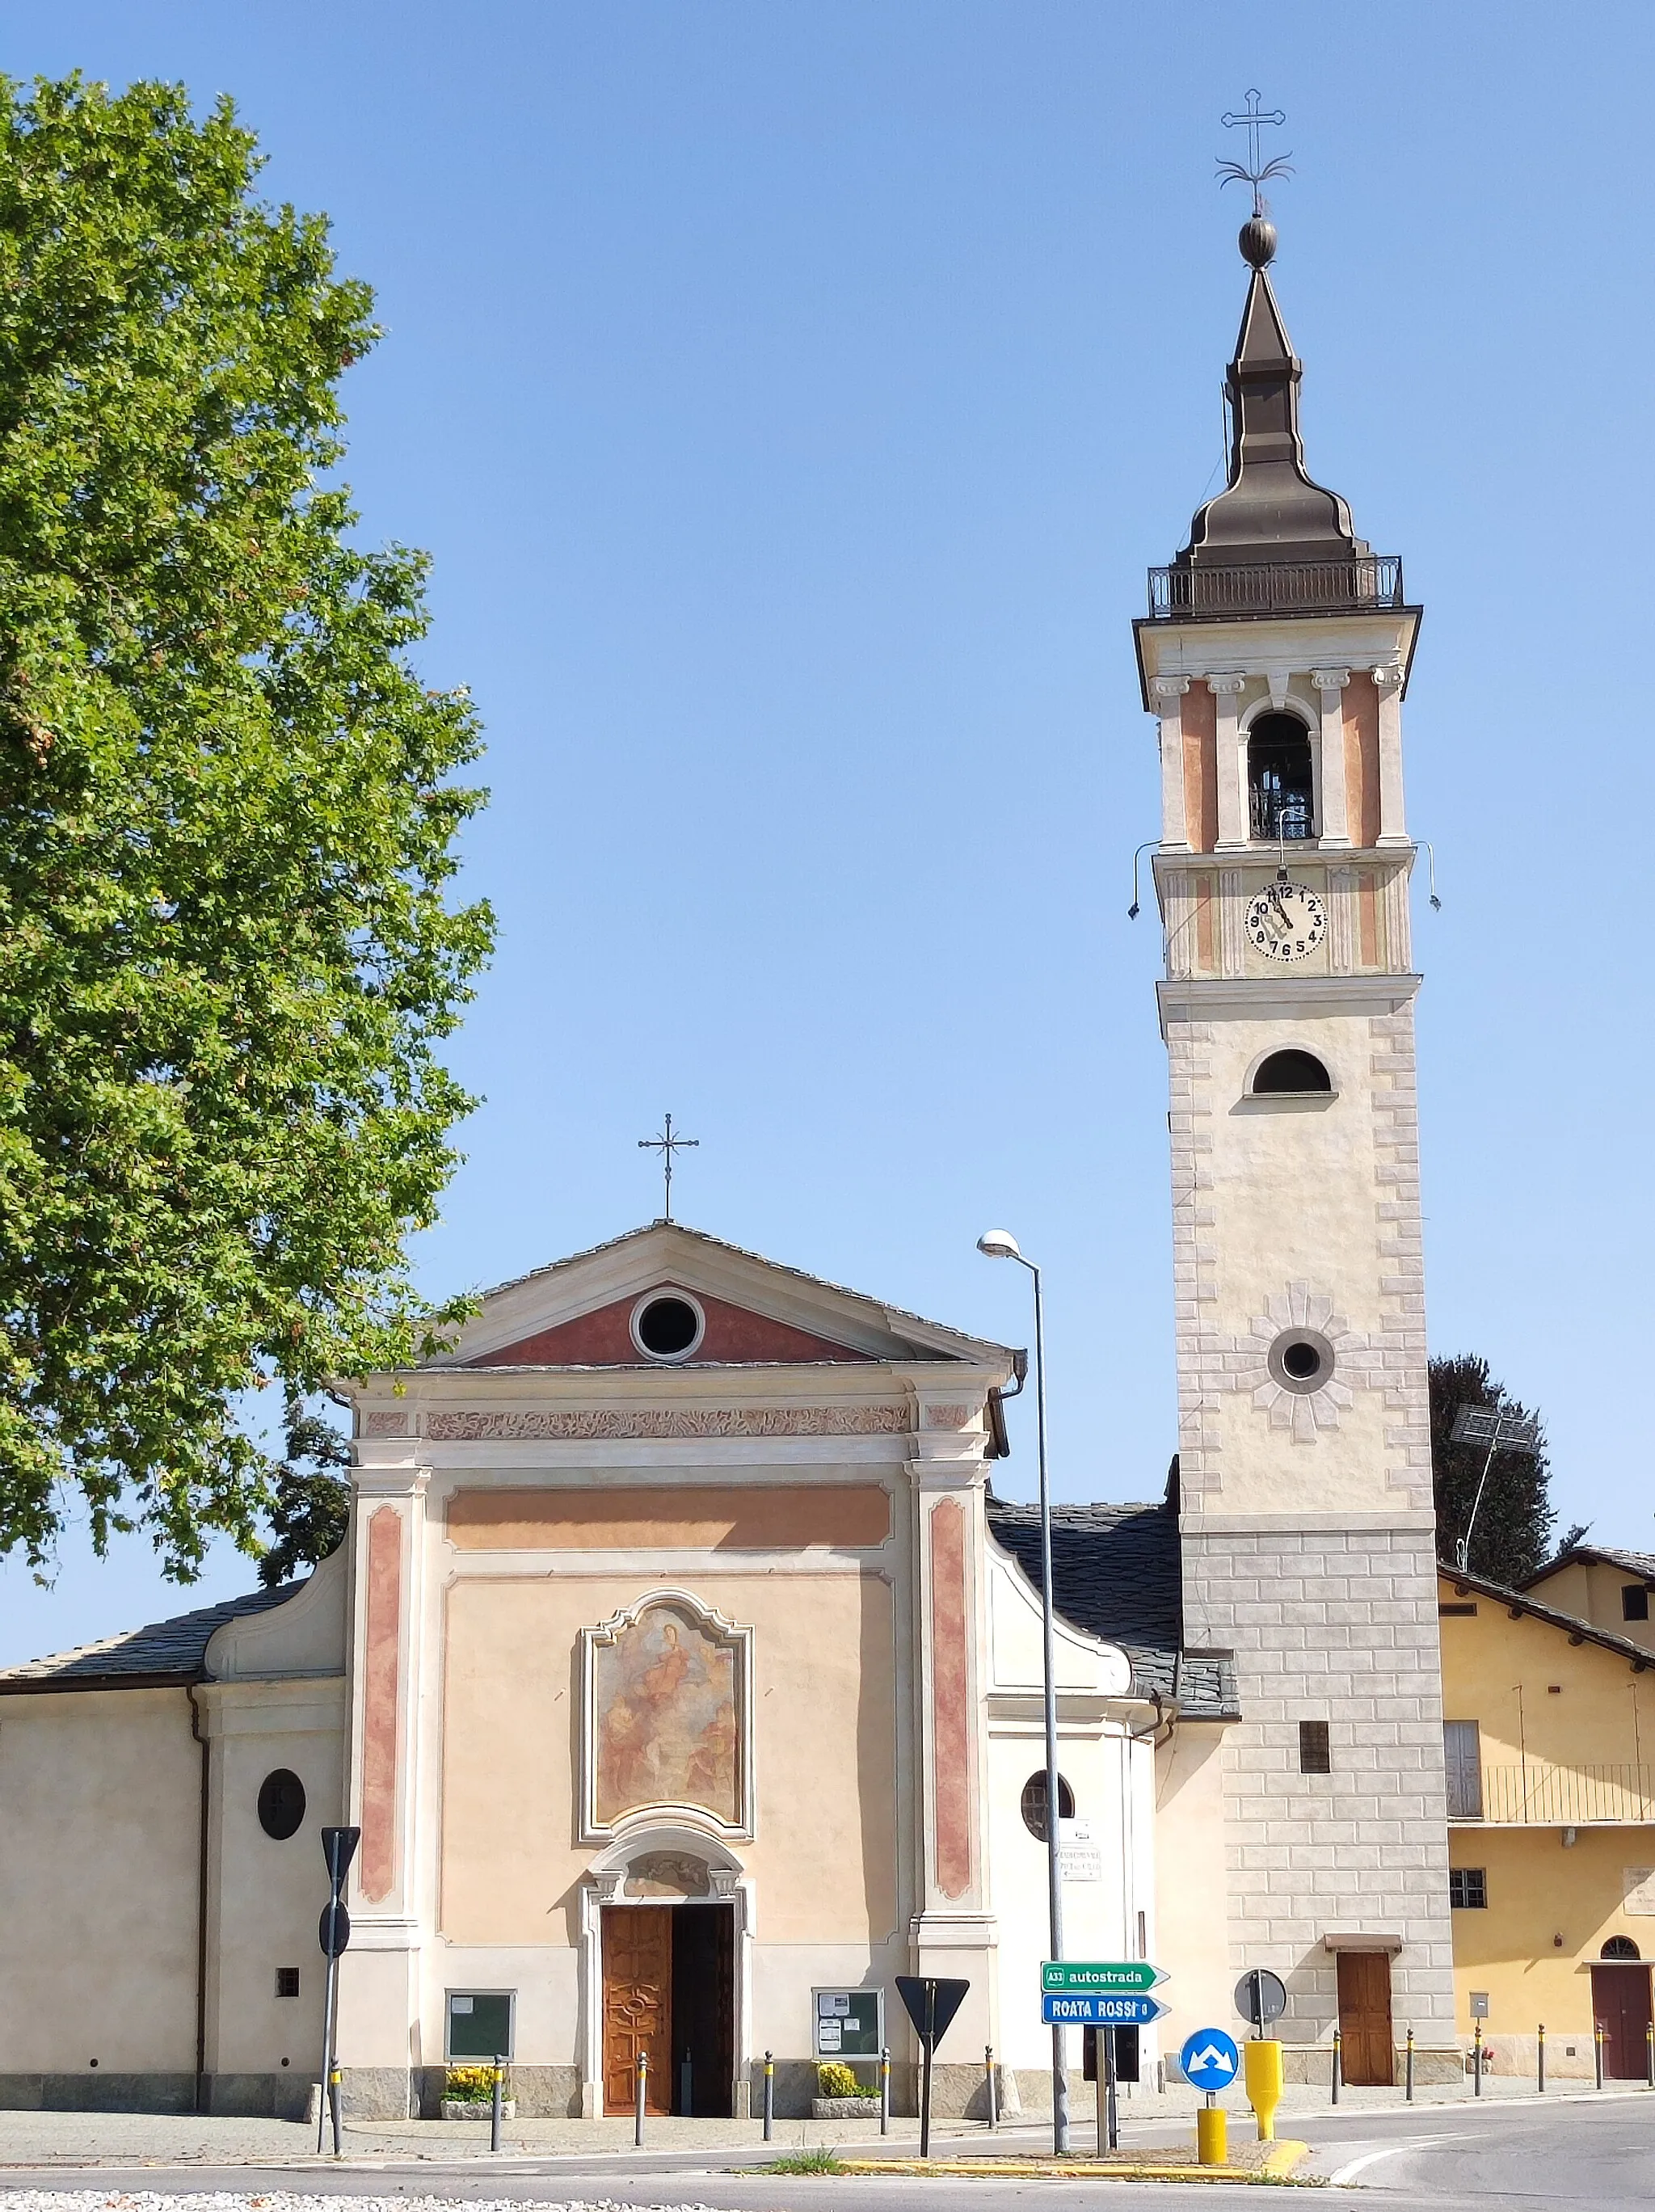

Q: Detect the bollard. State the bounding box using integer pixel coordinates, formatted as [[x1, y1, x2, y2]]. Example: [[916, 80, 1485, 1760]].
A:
[[1406, 2027, 1415, 2103], [490, 2055, 503, 2153], [329, 2062, 343, 2157], [635, 2050, 647, 2148], [985, 2045, 998, 2130], [1537, 2023, 1545, 2094], [762, 2050, 773, 2141], [1244, 2038, 1283, 2143], [1646, 2020, 1653, 2091], [1596, 2022, 1606, 2092], [1331, 2028, 1341, 2105], [1472, 2020, 1483, 2096], [1196, 2097, 1228, 2168], [879, 2045, 890, 2136]]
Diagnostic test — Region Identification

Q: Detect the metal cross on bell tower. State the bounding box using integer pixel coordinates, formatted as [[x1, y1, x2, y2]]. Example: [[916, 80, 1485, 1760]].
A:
[[1217, 88, 1292, 216], [638, 1113, 699, 1223]]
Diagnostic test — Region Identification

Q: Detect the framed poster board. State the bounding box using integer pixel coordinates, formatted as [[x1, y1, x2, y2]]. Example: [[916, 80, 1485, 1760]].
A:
[[813, 1987, 883, 2058]]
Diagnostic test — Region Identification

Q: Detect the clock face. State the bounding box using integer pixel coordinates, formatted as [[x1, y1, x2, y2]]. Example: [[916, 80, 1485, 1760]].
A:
[[1245, 879, 1326, 963]]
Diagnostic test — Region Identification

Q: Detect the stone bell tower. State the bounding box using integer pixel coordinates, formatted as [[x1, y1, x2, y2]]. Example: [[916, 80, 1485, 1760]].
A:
[[1134, 207, 1457, 2078]]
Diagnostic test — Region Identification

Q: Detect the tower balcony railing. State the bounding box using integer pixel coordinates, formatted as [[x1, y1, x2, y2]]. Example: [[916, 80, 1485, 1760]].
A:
[[1145, 555, 1404, 621], [1450, 1763, 1655, 1826]]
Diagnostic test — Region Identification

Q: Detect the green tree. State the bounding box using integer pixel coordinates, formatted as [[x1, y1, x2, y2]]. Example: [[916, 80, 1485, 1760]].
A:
[[1430, 1353, 1580, 1586], [0, 77, 491, 1578], [257, 1393, 352, 1590]]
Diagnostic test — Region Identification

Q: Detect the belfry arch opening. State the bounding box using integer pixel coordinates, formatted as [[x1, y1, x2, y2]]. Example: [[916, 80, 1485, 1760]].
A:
[[1248, 712, 1316, 841], [1252, 1049, 1332, 1096]]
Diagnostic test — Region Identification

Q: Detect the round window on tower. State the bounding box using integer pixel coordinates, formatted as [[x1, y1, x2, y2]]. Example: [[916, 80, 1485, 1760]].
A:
[[1268, 1329, 1336, 1396], [630, 1291, 706, 1363]]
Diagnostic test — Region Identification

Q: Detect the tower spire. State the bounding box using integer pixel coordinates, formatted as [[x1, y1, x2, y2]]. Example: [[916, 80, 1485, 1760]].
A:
[[1181, 95, 1365, 572]]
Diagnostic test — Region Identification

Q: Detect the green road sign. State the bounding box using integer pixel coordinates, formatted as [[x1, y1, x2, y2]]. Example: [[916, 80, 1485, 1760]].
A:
[[1042, 1959, 1167, 1995]]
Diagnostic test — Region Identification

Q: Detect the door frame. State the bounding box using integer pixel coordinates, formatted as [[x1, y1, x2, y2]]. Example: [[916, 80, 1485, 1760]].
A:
[[580, 1830, 752, 2119], [1333, 1946, 1396, 2088]]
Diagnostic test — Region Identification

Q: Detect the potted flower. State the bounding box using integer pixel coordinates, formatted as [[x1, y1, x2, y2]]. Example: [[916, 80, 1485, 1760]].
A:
[[440, 2062, 515, 2121], [811, 2060, 881, 2119]]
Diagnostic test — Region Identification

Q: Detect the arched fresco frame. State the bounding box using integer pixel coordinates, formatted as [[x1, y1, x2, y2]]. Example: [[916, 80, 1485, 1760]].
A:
[[578, 1588, 755, 1845]]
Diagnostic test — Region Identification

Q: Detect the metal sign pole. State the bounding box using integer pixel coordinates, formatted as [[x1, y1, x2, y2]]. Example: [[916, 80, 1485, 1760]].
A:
[[1103, 2025, 1119, 2151], [920, 1982, 936, 2162], [315, 1944, 338, 2155]]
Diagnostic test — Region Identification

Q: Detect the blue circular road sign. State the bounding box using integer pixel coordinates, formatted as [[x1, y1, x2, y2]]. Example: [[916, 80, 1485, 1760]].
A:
[[1181, 2028, 1240, 2091]]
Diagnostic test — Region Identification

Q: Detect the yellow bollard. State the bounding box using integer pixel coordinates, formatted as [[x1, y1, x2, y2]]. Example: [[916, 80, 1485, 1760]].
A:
[[1244, 2038, 1283, 2142], [1197, 2104, 1228, 2165]]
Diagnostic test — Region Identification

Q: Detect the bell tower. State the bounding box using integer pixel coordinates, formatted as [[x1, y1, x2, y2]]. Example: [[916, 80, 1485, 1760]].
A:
[[1135, 206, 1456, 2074]]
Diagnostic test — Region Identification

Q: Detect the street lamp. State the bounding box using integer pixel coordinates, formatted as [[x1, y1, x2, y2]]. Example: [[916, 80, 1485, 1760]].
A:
[[977, 1229, 1069, 2155], [1450, 1402, 1543, 1574]]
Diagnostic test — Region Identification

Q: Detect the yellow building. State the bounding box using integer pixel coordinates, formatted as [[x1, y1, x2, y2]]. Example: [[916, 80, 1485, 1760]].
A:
[[1439, 1563, 1655, 2079]]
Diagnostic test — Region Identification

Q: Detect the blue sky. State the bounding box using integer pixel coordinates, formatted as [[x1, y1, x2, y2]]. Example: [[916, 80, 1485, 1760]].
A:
[[3, 2, 1652, 1663]]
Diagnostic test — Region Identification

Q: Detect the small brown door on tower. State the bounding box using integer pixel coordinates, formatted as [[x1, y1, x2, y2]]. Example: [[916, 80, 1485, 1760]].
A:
[[1591, 1962, 1653, 2079], [602, 1905, 673, 2114], [1336, 1950, 1394, 2087]]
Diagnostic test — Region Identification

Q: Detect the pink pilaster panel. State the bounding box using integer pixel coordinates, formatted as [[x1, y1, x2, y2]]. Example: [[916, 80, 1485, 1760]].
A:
[[929, 1496, 972, 1901], [360, 1505, 402, 1901]]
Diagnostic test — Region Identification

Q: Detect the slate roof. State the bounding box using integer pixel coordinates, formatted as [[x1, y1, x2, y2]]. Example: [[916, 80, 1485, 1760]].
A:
[[1524, 1544, 1655, 1588], [984, 1494, 1240, 1722], [0, 1583, 297, 1695]]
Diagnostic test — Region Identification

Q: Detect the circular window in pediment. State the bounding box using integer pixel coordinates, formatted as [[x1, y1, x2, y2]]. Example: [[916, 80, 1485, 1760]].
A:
[[630, 1291, 706, 1363]]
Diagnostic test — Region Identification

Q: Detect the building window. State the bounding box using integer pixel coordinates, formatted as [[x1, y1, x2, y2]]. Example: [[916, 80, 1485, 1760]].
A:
[[630, 1291, 705, 1363], [1299, 1721, 1331, 1774], [1021, 1772, 1076, 1842], [257, 1769, 306, 1841], [1444, 1721, 1484, 1818], [1602, 1936, 1641, 1960], [1449, 1868, 1487, 1909], [1623, 1586, 1650, 1623], [1251, 1048, 1332, 1096], [275, 1967, 301, 1998], [446, 1991, 516, 2062], [1247, 713, 1316, 841]]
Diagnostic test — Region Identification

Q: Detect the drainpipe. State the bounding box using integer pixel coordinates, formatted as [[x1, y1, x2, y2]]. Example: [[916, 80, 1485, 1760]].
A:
[[187, 1683, 209, 2116]]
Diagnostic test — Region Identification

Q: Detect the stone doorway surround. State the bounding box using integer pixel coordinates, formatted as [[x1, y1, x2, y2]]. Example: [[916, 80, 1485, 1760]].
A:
[[579, 1826, 751, 2119]]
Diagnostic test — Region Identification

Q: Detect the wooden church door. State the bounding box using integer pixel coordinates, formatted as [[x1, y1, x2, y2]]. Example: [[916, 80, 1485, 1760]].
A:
[[1336, 1951, 1394, 2086], [602, 1906, 673, 2113]]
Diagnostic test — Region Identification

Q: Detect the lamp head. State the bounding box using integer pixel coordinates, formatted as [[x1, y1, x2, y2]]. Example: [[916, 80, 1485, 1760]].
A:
[[976, 1228, 1022, 1262]]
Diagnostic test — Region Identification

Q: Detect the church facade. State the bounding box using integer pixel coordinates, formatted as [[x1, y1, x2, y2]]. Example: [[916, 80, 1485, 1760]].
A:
[[0, 220, 1471, 2115]]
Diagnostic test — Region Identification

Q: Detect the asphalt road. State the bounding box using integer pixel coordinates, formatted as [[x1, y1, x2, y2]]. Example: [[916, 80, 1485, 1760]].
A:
[[3, 2091, 1655, 2207]]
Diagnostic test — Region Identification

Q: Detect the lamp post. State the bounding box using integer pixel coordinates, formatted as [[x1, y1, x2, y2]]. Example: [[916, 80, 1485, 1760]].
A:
[[978, 1229, 1068, 2155]]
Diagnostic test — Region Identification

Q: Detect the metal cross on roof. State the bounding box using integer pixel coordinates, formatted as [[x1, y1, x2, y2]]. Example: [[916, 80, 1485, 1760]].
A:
[[1217, 88, 1293, 216], [638, 1112, 699, 1223]]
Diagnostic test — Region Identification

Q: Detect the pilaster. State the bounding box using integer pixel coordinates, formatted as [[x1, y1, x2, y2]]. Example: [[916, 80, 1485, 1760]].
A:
[[1373, 664, 1409, 846], [1312, 668, 1351, 846], [1152, 676, 1192, 851], [1209, 674, 1249, 849]]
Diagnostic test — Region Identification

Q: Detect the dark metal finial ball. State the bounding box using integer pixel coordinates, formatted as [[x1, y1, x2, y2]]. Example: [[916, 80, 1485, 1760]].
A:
[[1239, 214, 1278, 269]]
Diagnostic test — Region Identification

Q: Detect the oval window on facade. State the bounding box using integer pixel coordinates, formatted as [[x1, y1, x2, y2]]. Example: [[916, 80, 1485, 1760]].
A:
[[1020, 1771, 1076, 1842], [257, 1767, 307, 1841]]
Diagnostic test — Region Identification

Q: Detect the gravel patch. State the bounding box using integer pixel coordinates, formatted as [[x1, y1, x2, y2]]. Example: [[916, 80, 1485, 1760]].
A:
[[0, 2199, 718, 2212]]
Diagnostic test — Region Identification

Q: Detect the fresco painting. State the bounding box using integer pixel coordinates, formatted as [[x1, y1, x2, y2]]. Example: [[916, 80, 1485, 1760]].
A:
[[594, 1603, 740, 1826]]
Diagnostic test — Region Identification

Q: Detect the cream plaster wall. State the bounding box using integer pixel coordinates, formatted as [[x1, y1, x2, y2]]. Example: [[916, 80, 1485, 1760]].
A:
[[1152, 1722, 1234, 2060], [0, 1687, 199, 2072], [1526, 1560, 1655, 1655], [438, 1569, 897, 1949]]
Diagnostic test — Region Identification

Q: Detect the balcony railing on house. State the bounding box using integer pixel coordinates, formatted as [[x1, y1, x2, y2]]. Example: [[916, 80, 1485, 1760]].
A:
[[1145, 555, 1404, 621], [1451, 1763, 1655, 1826]]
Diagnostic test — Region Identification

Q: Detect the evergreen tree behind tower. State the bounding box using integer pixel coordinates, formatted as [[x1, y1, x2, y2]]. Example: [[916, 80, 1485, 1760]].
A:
[[1430, 1353, 1581, 1586]]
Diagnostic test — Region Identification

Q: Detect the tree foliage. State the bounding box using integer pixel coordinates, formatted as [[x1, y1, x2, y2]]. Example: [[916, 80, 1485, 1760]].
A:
[[1429, 1353, 1575, 1587], [0, 77, 491, 1577]]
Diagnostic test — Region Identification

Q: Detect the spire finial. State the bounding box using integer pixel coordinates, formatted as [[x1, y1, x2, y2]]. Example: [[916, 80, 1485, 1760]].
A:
[[1218, 89, 1292, 267]]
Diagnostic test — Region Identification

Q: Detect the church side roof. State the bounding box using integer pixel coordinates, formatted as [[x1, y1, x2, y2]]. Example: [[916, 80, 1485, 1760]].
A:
[[0, 1583, 297, 1696], [984, 1494, 1240, 1722]]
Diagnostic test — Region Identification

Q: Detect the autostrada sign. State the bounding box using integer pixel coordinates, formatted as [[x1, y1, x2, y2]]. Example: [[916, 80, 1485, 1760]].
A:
[[1042, 1960, 1167, 1995]]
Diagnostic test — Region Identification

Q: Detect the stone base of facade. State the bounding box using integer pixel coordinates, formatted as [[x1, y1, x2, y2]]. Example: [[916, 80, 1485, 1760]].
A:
[[1278, 2046, 1463, 2088], [0, 2073, 196, 2114]]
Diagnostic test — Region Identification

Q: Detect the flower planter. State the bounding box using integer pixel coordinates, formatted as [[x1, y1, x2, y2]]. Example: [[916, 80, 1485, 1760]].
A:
[[440, 2098, 516, 2121], [811, 2096, 881, 2120]]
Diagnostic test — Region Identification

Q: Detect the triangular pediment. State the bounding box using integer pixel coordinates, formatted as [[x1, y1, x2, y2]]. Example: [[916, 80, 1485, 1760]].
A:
[[425, 1220, 1014, 1371]]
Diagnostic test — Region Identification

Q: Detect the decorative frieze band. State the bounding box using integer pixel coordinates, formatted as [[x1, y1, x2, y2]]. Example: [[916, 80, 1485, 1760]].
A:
[[423, 1405, 910, 1443]]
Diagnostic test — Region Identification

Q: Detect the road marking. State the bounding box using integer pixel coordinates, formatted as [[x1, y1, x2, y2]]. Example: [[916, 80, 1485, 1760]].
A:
[[1328, 2136, 1451, 2186]]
